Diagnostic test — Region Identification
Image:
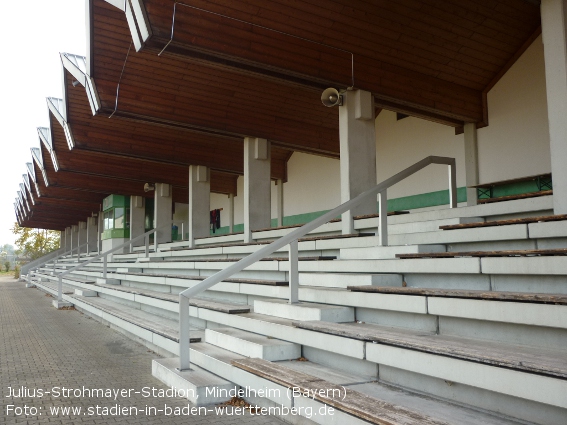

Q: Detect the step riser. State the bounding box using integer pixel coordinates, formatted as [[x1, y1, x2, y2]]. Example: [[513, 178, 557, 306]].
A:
[[378, 365, 566, 425], [205, 329, 301, 361]]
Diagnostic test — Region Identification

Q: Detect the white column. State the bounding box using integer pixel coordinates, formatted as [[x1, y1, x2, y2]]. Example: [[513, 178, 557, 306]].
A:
[[78, 222, 87, 253], [86, 216, 98, 253], [244, 137, 271, 242], [276, 179, 284, 227], [130, 196, 145, 247], [339, 89, 377, 234], [464, 123, 479, 206], [97, 213, 103, 253], [65, 227, 72, 252], [71, 225, 79, 252], [541, 0, 567, 213], [59, 231, 65, 250], [228, 193, 235, 233], [188, 165, 211, 247], [154, 183, 172, 244]]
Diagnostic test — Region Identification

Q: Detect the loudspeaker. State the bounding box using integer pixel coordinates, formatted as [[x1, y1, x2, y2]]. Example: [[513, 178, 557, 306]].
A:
[[144, 183, 155, 192], [321, 88, 342, 107]]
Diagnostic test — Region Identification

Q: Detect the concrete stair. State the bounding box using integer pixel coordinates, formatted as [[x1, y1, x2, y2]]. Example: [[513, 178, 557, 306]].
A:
[[23, 195, 567, 425]]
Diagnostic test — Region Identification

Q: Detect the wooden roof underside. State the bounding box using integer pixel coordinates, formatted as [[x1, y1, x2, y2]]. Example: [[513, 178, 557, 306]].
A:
[[99, 0, 541, 128]]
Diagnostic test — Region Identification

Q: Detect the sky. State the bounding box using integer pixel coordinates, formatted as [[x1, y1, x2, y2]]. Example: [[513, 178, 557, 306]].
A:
[[0, 0, 86, 246]]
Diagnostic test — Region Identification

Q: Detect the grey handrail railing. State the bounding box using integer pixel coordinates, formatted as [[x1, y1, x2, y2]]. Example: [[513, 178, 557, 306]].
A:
[[29, 242, 88, 277], [56, 224, 170, 302], [177, 155, 457, 370], [49, 242, 90, 275]]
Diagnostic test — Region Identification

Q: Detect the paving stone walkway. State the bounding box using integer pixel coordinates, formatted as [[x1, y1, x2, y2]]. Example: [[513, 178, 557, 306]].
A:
[[0, 277, 286, 424]]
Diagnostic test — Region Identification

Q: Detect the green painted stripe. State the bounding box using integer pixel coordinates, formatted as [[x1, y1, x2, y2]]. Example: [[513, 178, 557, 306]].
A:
[[205, 182, 549, 236]]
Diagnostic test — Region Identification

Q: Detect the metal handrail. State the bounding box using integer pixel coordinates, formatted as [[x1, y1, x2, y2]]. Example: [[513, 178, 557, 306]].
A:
[[49, 242, 90, 274], [177, 155, 457, 370], [29, 242, 88, 276], [56, 224, 170, 302]]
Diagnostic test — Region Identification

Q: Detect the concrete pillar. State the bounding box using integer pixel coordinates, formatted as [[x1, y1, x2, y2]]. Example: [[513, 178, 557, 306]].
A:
[[464, 123, 479, 206], [97, 214, 103, 253], [59, 231, 65, 250], [541, 0, 567, 213], [86, 216, 98, 253], [244, 137, 271, 242], [71, 225, 79, 252], [130, 196, 145, 247], [276, 179, 284, 227], [78, 221, 87, 253], [65, 227, 71, 252], [154, 183, 172, 244], [188, 165, 211, 247], [339, 89, 377, 234], [228, 193, 235, 233]]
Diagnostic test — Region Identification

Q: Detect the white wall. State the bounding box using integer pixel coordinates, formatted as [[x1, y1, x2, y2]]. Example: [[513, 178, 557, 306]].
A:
[[280, 152, 341, 217], [477, 35, 550, 183], [375, 111, 466, 199]]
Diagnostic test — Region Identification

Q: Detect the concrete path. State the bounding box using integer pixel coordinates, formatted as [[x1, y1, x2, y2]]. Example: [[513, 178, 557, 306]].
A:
[[0, 276, 286, 424]]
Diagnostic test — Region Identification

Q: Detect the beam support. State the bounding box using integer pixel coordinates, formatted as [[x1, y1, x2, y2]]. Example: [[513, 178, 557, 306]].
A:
[[86, 216, 98, 253], [78, 222, 87, 253], [65, 227, 71, 252], [244, 137, 271, 242], [188, 165, 211, 247], [339, 89, 377, 234], [71, 225, 79, 252], [541, 0, 567, 213], [276, 179, 284, 227], [464, 123, 479, 206], [228, 193, 235, 234], [154, 183, 172, 244], [130, 196, 146, 247]]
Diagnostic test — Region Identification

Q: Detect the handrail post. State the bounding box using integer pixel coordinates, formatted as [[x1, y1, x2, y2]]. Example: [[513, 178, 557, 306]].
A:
[[179, 295, 191, 371], [289, 240, 299, 304], [103, 255, 107, 279], [145, 235, 150, 258], [448, 162, 457, 208], [378, 189, 388, 246], [57, 275, 63, 302], [154, 228, 158, 253], [77, 244, 81, 260], [181, 222, 184, 241]]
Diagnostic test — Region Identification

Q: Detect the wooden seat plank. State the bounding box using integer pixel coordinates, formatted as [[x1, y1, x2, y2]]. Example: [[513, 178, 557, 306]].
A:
[[69, 295, 201, 343], [478, 190, 552, 204], [440, 214, 567, 231], [293, 322, 567, 379], [396, 248, 567, 259], [232, 358, 450, 425], [94, 283, 251, 314], [346, 286, 567, 305]]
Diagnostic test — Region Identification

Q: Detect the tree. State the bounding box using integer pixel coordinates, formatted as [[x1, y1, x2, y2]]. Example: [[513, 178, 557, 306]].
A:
[[4, 261, 9, 272], [10, 223, 60, 262]]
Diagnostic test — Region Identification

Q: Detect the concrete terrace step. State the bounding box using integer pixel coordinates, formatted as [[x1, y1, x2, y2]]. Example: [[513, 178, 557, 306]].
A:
[[254, 299, 355, 322], [233, 357, 456, 425], [68, 294, 202, 344], [299, 272, 404, 288], [292, 321, 567, 380], [120, 272, 288, 286], [205, 328, 301, 361], [61, 283, 567, 414], [93, 282, 251, 314], [346, 285, 567, 305], [340, 244, 446, 260]]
